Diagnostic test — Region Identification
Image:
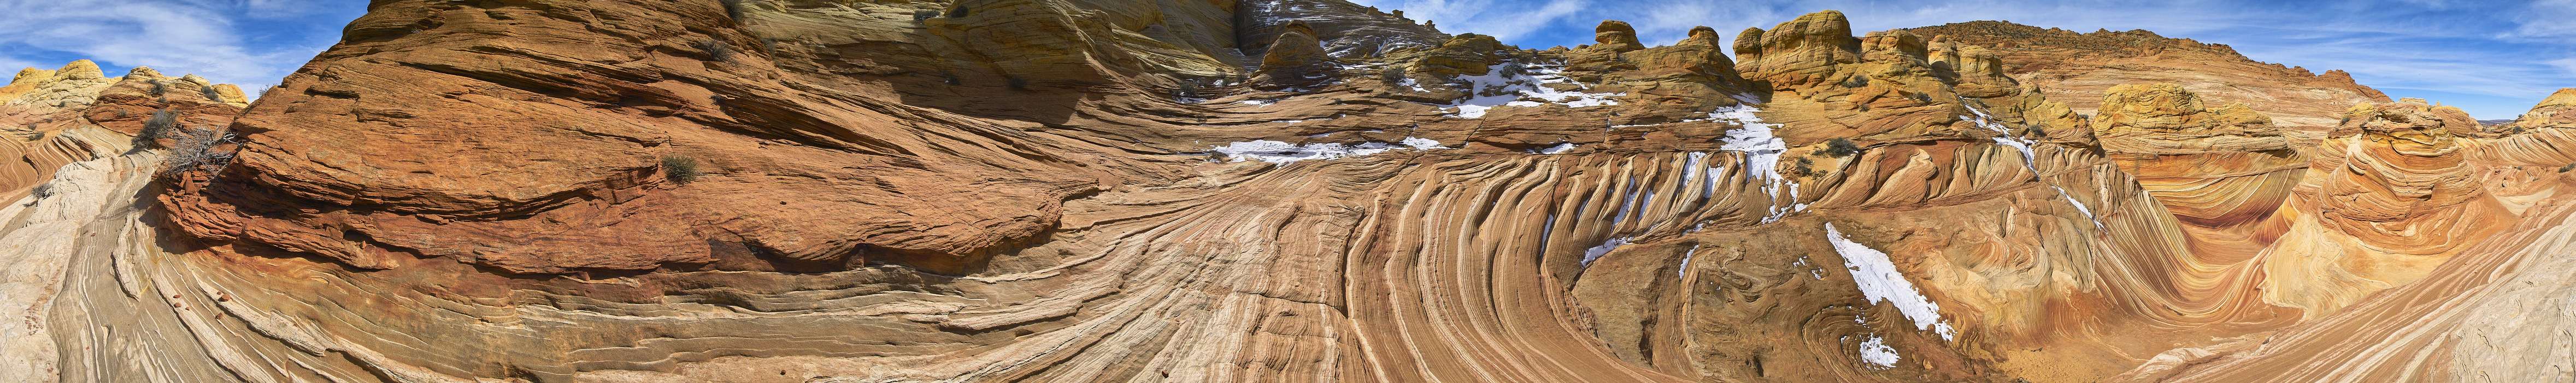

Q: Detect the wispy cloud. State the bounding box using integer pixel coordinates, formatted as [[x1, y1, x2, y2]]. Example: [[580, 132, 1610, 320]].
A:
[[2507, 0, 2576, 39], [1349, 0, 1590, 42], [0, 0, 361, 88]]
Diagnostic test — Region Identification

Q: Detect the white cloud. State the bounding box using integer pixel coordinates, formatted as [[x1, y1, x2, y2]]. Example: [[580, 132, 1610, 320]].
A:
[[0, 0, 333, 86], [1350, 0, 1590, 42], [2508, 0, 2576, 39]]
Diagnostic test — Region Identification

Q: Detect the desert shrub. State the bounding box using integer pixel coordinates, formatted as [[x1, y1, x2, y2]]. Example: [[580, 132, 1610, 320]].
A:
[[691, 39, 736, 62], [1791, 156, 1816, 176], [947, 5, 969, 18], [662, 155, 701, 184], [914, 9, 940, 21], [133, 109, 179, 149], [1380, 65, 1407, 85], [759, 38, 780, 56], [720, 0, 746, 20], [1174, 79, 1199, 100], [160, 126, 236, 175], [1842, 75, 1869, 88], [149, 80, 167, 96], [29, 183, 53, 199], [2561, 163, 2575, 173], [201, 84, 226, 102], [1497, 61, 1526, 78], [1821, 138, 1861, 158]]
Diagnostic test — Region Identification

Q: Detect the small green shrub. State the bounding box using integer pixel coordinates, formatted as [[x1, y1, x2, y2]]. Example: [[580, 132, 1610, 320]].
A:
[[159, 126, 236, 176], [662, 155, 702, 184], [692, 39, 736, 62], [134, 109, 179, 148], [1380, 65, 1407, 86], [28, 183, 54, 199], [1174, 79, 1199, 100], [720, 0, 746, 20], [1821, 138, 1861, 158], [946, 5, 969, 18], [2560, 163, 2575, 173], [201, 84, 226, 102], [149, 80, 167, 96]]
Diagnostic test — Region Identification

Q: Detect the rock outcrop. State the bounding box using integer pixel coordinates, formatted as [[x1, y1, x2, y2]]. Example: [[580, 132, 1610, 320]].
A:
[[0, 61, 245, 197], [3, 2, 2573, 383], [1903, 21, 2392, 138]]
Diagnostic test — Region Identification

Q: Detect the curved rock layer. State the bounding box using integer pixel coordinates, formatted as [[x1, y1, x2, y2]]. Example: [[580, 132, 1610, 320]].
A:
[[1902, 21, 2392, 138], [3, 2, 2574, 382], [0, 60, 246, 196]]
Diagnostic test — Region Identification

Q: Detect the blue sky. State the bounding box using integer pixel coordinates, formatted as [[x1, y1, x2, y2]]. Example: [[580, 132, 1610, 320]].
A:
[[0, 0, 366, 96], [1, 1, 2565, 119], [1350, 0, 2576, 120]]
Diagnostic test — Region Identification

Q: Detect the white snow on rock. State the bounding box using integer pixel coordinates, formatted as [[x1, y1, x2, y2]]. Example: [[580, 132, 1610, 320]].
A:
[[1678, 244, 1699, 280], [1857, 335, 1901, 368], [1707, 106, 1807, 222], [1534, 142, 1577, 154], [1438, 61, 1624, 119], [1580, 237, 1631, 267], [1399, 137, 1447, 150], [1962, 104, 2104, 230], [1209, 137, 1447, 164], [1825, 222, 1956, 341]]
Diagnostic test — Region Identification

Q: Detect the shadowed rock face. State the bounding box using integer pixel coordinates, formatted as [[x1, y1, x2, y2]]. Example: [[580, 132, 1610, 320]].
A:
[[5, 2, 2575, 382]]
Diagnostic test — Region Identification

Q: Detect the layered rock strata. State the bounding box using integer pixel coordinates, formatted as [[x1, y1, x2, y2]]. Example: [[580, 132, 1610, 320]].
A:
[[1, 2, 2571, 382]]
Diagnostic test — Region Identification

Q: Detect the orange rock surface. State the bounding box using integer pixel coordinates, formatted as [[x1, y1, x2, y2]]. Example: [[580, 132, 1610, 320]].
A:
[[1903, 21, 2393, 138], [1, 2, 2571, 382]]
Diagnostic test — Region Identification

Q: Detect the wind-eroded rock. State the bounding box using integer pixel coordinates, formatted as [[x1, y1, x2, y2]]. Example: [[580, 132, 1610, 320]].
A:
[[9, 2, 2576, 383], [1903, 21, 2391, 137], [0, 61, 244, 196]]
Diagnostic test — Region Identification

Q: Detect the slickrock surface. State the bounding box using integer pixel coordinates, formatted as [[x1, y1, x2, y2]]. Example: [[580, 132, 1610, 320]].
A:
[[2, 1, 2572, 382], [1903, 21, 2392, 138], [0, 61, 246, 197]]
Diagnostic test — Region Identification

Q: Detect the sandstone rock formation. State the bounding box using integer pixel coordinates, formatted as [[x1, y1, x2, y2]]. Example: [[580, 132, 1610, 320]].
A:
[[1903, 21, 2392, 138], [0, 60, 245, 198], [3, 2, 2573, 382]]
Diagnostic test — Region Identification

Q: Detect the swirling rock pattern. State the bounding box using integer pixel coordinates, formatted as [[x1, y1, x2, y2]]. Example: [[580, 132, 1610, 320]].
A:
[[0, 61, 245, 197], [3, 2, 2573, 382]]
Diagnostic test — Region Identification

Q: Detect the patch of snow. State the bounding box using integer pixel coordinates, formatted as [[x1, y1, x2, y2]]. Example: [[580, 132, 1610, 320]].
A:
[[1398, 78, 1432, 92], [1857, 336, 1900, 368], [1678, 245, 1699, 280], [1707, 106, 1805, 222], [1437, 61, 1624, 118], [1580, 237, 1631, 267], [1208, 137, 1448, 164], [1238, 98, 1279, 106], [1962, 103, 2105, 230], [1399, 137, 1447, 150], [1825, 223, 1956, 341], [1534, 142, 1577, 154]]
